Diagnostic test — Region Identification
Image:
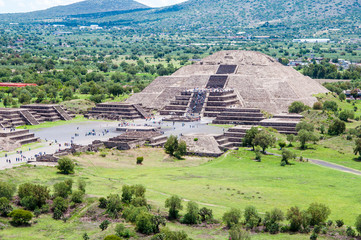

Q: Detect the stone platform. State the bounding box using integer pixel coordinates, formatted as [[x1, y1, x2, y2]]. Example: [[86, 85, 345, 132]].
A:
[[0, 128, 39, 151], [86, 103, 151, 120]]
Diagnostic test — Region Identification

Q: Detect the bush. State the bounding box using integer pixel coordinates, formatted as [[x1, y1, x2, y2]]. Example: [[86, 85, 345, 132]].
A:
[[244, 206, 261, 229], [78, 179, 86, 193], [278, 141, 286, 149], [0, 182, 16, 200], [53, 180, 73, 199], [346, 226, 356, 237], [136, 212, 155, 235], [296, 121, 314, 132], [182, 201, 199, 225], [53, 207, 63, 220], [335, 219, 344, 227], [323, 101, 338, 112], [254, 146, 262, 161], [229, 224, 251, 240], [106, 194, 122, 218], [281, 149, 296, 165], [310, 232, 318, 240], [136, 156, 144, 165], [199, 207, 213, 222], [313, 225, 321, 234], [9, 209, 33, 226], [313, 102, 323, 110], [57, 157, 75, 174], [355, 214, 361, 234], [223, 208, 242, 228], [0, 197, 13, 216], [18, 183, 50, 209], [307, 203, 331, 226], [164, 135, 187, 159], [151, 227, 191, 240], [289, 101, 308, 113], [264, 208, 284, 234], [115, 223, 134, 238], [20, 196, 38, 211], [104, 235, 122, 240], [53, 196, 68, 213], [328, 119, 346, 135], [99, 197, 107, 208], [100, 220, 110, 231], [165, 195, 183, 220], [287, 206, 303, 232], [339, 110, 354, 122], [123, 206, 148, 223], [71, 190, 84, 203]]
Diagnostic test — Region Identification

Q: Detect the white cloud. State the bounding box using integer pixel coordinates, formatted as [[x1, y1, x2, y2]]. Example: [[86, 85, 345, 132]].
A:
[[0, 0, 4, 7]]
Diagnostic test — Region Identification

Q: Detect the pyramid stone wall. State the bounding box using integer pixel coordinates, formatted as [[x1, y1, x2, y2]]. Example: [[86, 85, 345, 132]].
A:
[[127, 50, 328, 114]]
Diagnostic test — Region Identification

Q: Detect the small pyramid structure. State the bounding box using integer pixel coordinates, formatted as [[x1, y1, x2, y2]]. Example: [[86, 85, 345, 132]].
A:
[[127, 50, 328, 114]]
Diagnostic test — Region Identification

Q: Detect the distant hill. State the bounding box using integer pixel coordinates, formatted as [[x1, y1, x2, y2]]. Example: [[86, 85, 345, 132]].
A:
[[0, 0, 149, 20], [94, 0, 361, 29]]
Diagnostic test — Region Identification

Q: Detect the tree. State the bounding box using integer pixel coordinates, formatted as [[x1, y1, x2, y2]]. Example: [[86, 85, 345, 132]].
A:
[[354, 138, 361, 158], [151, 228, 192, 240], [18, 183, 50, 209], [223, 208, 242, 228], [82, 233, 90, 240], [323, 101, 338, 112], [182, 201, 199, 225], [253, 130, 276, 153], [78, 179, 86, 193], [298, 129, 318, 149], [36, 90, 46, 103], [281, 149, 296, 165], [136, 212, 155, 235], [53, 180, 73, 199], [164, 135, 187, 159], [199, 207, 213, 222], [174, 140, 187, 159], [328, 119, 346, 135], [296, 121, 314, 132], [339, 110, 354, 122], [57, 157, 75, 174], [289, 101, 307, 113], [243, 127, 259, 150], [0, 181, 16, 200], [121, 185, 134, 204], [264, 208, 284, 234], [18, 89, 32, 104], [106, 194, 122, 218], [99, 220, 110, 231], [62, 88, 73, 101], [9, 209, 33, 226], [53, 196, 68, 213], [287, 206, 303, 232], [339, 93, 346, 101], [244, 206, 261, 229], [165, 195, 183, 220], [355, 214, 361, 234], [306, 203, 331, 226], [71, 190, 84, 203]]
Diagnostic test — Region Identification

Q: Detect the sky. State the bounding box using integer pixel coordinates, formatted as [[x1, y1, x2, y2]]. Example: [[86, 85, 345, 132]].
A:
[[0, 0, 188, 14]]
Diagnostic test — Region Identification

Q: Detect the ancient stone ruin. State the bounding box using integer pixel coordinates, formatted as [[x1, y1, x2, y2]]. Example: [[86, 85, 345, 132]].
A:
[[0, 129, 39, 151]]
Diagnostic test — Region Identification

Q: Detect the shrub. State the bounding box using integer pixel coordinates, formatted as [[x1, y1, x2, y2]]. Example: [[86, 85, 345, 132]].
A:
[[104, 235, 122, 240], [99, 197, 107, 208], [253, 130, 276, 153], [346, 226, 356, 237], [165, 195, 183, 220], [199, 207, 213, 222], [278, 141, 286, 149], [182, 201, 199, 225], [289, 101, 307, 113], [83, 233, 90, 240], [335, 219, 344, 227], [20, 196, 38, 211], [313, 102, 323, 110], [323, 101, 338, 112], [57, 157, 75, 174], [136, 212, 155, 235], [151, 227, 191, 240], [307, 203, 331, 226], [339, 110, 354, 122], [281, 149, 296, 165], [327, 220, 333, 226], [115, 223, 134, 238], [18, 183, 50, 209], [254, 146, 262, 161], [223, 208, 242, 228], [328, 119, 346, 135], [264, 208, 284, 234], [313, 225, 321, 234], [78, 179, 86, 193], [53, 207, 63, 220], [0, 197, 13, 216], [0, 182, 16, 200], [53, 196, 68, 212], [106, 194, 122, 218], [229, 224, 251, 240], [121, 185, 134, 204], [296, 121, 314, 132], [287, 206, 303, 232], [53, 180, 73, 199], [355, 214, 361, 234], [9, 209, 33, 226], [194, 138, 198, 142], [244, 206, 261, 229], [164, 135, 187, 159], [99, 220, 110, 231], [123, 206, 148, 223], [71, 190, 84, 203], [310, 232, 318, 240], [136, 156, 144, 165]]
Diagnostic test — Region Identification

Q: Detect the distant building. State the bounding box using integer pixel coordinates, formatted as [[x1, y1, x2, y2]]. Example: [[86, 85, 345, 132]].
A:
[[293, 39, 330, 43]]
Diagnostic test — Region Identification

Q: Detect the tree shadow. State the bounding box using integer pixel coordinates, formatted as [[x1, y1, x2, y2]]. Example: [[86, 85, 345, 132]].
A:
[[352, 157, 361, 162]]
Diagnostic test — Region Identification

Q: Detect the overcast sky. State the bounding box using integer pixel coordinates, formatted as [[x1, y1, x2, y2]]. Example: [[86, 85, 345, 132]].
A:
[[0, 0, 187, 14]]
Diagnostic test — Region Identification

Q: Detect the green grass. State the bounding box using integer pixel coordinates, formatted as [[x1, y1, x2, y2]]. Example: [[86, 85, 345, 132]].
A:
[[0, 147, 360, 239], [16, 115, 91, 130]]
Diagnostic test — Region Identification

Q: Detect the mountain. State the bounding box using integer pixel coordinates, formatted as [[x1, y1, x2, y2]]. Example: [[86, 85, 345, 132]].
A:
[[0, 0, 149, 20], [94, 0, 361, 29]]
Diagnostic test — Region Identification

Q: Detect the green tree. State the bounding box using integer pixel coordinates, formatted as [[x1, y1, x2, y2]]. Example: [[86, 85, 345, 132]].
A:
[[244, 206, 261, 229], [339, 93, 346, 101], [199, 207, 213, 222], [306, 203, 331, 226], [106, 194, 122, 218], [18, 183, 50, 209], [53, 181, 72, 199], [71, 190, 84, 203], [296, 121, 314, 132], [174, 140, 187, 159], [264, 208, 284, 234], [52, 196, 68, 213], [253, 130, 276, 153], [355, 214, 361, 234], [223, 208, 242, 228], [281, 149, 296, 165], [328, 119, 346, 135], [0, 197, 13, 216], [136, 212, 155, 235], [339, 110, 354, 122], [229, 224, 251, 240], [165, 195, 183, 220], [287, 206, 303, 232], [57, 157, 75, 174], [323, 101, 338, 112], [243, 127, 259, 150], [298, 129, 318, 149], [121, 185, 134, 204], [18, 89, 32, 104], [354, 138, 361, 158], [164, 135, 178, 156], [182, 201, 199, 225], [0, 181, 16, 200]]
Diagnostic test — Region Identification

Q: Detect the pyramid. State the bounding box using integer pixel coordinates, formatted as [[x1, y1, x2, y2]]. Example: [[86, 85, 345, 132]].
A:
[[127, 50, 328, 114]]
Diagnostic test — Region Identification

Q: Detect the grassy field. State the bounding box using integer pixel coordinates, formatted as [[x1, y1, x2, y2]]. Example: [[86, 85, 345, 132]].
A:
[[15, 115, 94, 130], [0, 147, 359, 239]]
